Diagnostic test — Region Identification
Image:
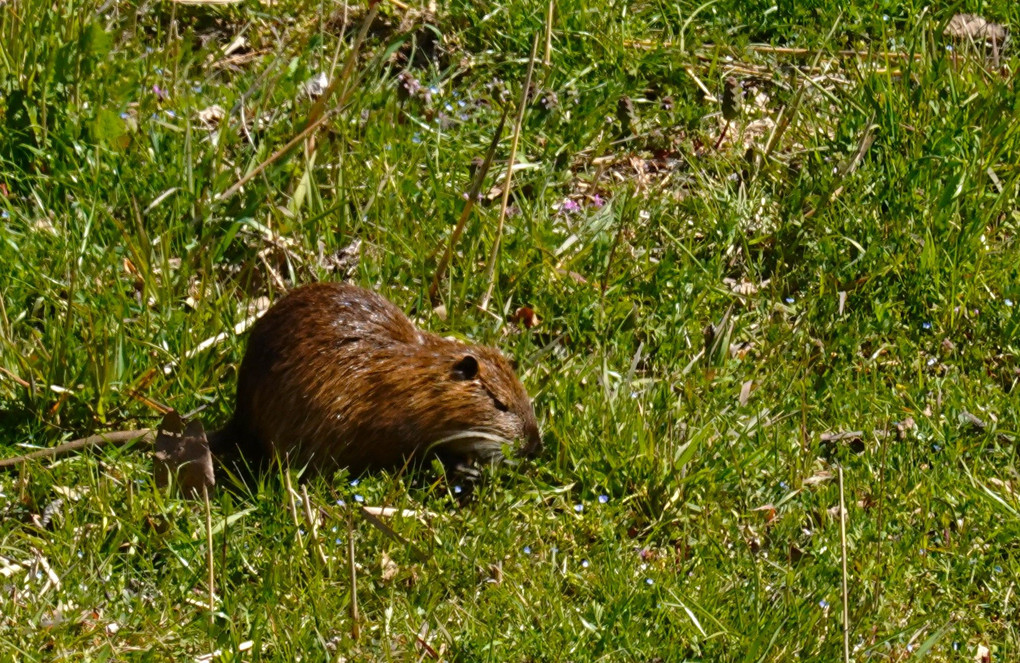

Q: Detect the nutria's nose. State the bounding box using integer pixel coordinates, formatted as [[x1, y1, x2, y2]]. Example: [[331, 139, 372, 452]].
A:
[[520, 423, 543, 457]]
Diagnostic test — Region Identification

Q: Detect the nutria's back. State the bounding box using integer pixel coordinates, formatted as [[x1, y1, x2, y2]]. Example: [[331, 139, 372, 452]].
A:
[[218, 282, 541, 476]]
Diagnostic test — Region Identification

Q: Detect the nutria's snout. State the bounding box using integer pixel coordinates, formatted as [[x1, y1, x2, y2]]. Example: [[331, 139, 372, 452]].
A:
[[520, 421, 543, 457]]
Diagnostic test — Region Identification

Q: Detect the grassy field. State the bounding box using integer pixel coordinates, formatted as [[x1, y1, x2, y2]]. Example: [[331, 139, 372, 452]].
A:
[[2, 0, 1019, 659]]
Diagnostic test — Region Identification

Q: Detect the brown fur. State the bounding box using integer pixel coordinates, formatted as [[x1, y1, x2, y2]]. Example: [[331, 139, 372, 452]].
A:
[[215, 282, 541, 476]]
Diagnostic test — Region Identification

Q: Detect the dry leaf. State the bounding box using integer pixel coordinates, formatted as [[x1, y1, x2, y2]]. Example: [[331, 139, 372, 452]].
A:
[[51, 485, 89, 500], [511, 306, 540, 329], [896, 417, 916, 439], [724, 277, 770, 296], [303, 72, 330, 99], [945, 14, 1007, 45], [721, 77, 742, 121], [380, 551, 399, 582], [319, 238, 361, 278], [738, 379, 753, 406], [0, 555, 25, 579], [803, 470, 833, 486], [827, 505, 847, 519], [153, 411, 215, 499], [819, 430, 863, 442], [196, 105, 226, 130], [752, 504, 777, 524]]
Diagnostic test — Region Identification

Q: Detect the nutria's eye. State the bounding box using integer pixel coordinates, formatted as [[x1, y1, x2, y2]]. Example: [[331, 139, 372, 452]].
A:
[[451, 355, 479, 380], [492, 397, 509, 412]]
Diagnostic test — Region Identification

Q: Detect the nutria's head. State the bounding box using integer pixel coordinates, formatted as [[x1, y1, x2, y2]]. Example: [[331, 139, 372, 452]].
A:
[[386, 338, 541, 466]]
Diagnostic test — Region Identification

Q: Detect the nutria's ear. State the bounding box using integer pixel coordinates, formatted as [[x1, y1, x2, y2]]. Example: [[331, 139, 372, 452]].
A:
[[451, 355, 479, 380]]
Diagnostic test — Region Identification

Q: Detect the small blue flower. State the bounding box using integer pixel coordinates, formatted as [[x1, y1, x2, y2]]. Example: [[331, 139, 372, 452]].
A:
[[598, 494, 609, 504], [784, 297, 794, 304], [523, 545, 531, 554], [335, 538, 343, 545], [354, 494, 364, 503], [645, 578, 654, 586], [581, 559, 589, 568], [411, 133, 422, 144], [819, 599, 829, 608], [574, 504, 584, 513], [453, 485, 462, 494], [336, 499, 346, 507], [1006, 299, 1014, 307], [350, 479, 360, 487], [922, 322, 932, 330]]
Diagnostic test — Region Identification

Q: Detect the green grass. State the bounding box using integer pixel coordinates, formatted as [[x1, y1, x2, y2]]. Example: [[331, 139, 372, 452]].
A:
[[2, 0, 1019, 659]]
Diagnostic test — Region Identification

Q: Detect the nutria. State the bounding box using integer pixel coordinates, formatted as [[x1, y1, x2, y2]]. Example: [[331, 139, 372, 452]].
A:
[[214, 282, 542, 476], [1, 283, 542, 478]]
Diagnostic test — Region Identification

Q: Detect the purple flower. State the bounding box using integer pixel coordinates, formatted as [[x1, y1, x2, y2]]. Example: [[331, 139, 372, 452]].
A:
[[152, 84, 168, 101], [592, 194, 604, 208], [561, 198, 581, 214]]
